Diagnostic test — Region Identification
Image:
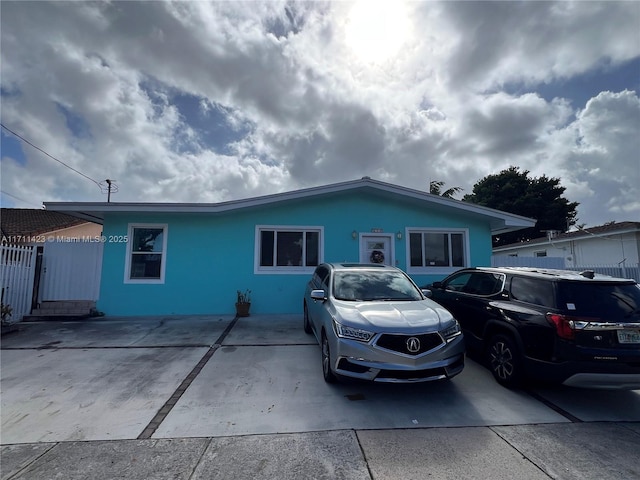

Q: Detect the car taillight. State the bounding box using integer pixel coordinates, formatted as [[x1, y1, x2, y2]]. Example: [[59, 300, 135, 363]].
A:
[[546, 313, 575, 340]]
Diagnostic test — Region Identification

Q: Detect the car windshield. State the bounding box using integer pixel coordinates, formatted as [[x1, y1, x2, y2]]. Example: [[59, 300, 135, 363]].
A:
[[557, 282, 640, 320], [332, 270, 423, 302]]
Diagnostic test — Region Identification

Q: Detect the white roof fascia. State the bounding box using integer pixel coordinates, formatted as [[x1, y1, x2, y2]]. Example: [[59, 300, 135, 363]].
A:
[[45, 177, 536, 233], [494, 238, 566, 253], [494, 225, 640, 252], [571, 227, 640, 240]]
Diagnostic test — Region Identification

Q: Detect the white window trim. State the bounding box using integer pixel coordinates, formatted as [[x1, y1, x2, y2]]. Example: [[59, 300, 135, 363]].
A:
[[124, 223, 168, 284], [254, 225, 324, 275], [405, 227, 470, 275]]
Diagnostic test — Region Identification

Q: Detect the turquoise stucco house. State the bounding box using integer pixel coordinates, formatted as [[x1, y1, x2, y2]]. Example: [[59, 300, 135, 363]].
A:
[[46, 178, 535, 316]]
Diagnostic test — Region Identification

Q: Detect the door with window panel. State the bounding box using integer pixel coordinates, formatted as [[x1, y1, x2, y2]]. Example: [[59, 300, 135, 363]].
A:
[[360, 235, 392, 266]]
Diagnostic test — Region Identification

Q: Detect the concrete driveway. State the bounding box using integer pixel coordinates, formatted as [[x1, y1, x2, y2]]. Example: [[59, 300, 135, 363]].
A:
[[1, 315, 639, 479]]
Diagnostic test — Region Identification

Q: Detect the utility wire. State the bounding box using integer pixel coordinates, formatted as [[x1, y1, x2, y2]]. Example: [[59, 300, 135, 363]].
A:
[[0, 190, 43, 209], [1, 123, 102, 188]]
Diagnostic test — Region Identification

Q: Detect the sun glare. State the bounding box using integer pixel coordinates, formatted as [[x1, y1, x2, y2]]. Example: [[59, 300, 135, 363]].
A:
[[345, 0, 411, 63]]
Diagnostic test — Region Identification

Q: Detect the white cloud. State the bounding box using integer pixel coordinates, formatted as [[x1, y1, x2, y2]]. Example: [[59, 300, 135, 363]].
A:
[[561, 90, 640, 223], [1, 1, 639, 227], [439, 1, 640, 90]]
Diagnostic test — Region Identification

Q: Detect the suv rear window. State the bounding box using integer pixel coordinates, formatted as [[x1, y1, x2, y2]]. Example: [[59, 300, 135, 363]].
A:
[[557, 282, 640, 320], [510, 277, 555, 308]]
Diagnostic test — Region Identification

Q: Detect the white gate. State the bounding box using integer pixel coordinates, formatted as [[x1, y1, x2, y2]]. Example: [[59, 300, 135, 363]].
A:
[[1, 244, 36, 323], [39, 241, 103, 301]]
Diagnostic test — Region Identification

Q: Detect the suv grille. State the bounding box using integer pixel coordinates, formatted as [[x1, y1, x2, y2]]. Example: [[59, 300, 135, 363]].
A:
[[376, 333, 444, 355]]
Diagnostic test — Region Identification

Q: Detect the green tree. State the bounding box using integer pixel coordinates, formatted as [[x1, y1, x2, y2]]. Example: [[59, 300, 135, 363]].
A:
[[463, 166, 579, 246], [429, 180, 463, 199]]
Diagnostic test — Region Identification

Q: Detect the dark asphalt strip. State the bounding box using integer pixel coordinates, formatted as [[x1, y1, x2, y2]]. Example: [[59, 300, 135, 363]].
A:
[[137, 316, 240, 440], [523, 389, 583, 423], [2, 344, 213, 350]]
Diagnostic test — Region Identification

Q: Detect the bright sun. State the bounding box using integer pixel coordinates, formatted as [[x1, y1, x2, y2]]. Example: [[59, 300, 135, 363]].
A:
[[345, 0, 411, 63]]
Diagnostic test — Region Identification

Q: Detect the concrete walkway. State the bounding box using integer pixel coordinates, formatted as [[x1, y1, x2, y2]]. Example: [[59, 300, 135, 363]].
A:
[[1, 315, 639, 479]]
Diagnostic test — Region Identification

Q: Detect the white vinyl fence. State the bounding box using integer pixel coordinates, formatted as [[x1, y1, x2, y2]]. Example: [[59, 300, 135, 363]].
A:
[[566, 264, 640, 283], [491, 256, 565, 269], [1, 244, 36, 323], [492, 256, 640, 282]]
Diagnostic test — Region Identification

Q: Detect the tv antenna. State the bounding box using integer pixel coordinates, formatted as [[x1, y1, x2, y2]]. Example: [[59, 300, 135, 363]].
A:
[[99, 179, 119, 202]]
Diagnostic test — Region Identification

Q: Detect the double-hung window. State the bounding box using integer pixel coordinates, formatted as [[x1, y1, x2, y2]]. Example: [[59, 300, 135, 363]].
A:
[[408, 229, 468, 273], [256, 226, 322, 273], [125, 224, 168, 283]]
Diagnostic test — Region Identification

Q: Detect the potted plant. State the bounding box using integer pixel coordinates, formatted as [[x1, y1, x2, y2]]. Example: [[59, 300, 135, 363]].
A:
[[235, 289, 251, 317]]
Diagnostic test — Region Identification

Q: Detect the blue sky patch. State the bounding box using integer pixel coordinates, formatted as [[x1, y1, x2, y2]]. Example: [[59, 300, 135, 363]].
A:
[[55, 102, 92, 140], [140, 79, 251, 155], [503, 57, 640, 108], [1, 131, 27, 165]]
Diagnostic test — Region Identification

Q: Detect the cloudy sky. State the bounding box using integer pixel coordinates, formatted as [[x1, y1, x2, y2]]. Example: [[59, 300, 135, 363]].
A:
[[1, 1, 639, 228]]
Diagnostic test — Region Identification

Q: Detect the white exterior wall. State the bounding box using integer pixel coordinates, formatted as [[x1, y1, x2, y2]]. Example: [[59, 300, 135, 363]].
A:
[[568, 233, 638, 266], [494, 231, 640, 267]]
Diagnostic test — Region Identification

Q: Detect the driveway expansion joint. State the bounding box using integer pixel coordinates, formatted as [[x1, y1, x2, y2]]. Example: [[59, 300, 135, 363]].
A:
[[137, 316, 240, 440]]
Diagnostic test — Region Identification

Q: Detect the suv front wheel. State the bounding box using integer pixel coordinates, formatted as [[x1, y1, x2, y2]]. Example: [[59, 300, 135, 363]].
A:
[[488, 334, 522, 387]]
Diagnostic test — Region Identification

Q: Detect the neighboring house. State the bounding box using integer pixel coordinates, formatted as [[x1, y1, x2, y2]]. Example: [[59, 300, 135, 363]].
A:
[[1, 208, 102, 245], [1, 208, 104, 320], [45, 177, 535, 316], [493, 222, 640, 277]]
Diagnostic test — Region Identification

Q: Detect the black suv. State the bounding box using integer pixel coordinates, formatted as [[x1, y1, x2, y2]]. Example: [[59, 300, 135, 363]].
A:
[[426, 267, 640, 389]]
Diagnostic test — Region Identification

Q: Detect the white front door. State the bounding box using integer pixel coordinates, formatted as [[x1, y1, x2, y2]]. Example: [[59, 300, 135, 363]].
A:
[[360, 235, 392, 265]]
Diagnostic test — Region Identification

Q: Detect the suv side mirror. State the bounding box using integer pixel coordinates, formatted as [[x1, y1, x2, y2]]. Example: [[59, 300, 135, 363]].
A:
[[431, 281, 443, 289], [422, 289, 433, 298]]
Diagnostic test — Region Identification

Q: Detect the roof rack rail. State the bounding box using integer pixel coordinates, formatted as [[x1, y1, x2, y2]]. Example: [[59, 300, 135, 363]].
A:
[[578, 270, 595, 279]]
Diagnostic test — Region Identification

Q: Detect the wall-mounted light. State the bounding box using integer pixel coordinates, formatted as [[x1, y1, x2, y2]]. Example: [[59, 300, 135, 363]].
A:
[[352, 230, 358, 240], [396, 231, 403, 240]]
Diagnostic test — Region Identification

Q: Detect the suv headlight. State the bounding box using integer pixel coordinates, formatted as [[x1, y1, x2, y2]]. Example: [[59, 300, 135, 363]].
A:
[[441, 320, 462, 342], [333, 320, 374, 342]]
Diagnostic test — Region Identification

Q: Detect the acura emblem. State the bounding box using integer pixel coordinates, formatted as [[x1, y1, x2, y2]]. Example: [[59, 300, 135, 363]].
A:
[[406, 337, 421, 353]]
